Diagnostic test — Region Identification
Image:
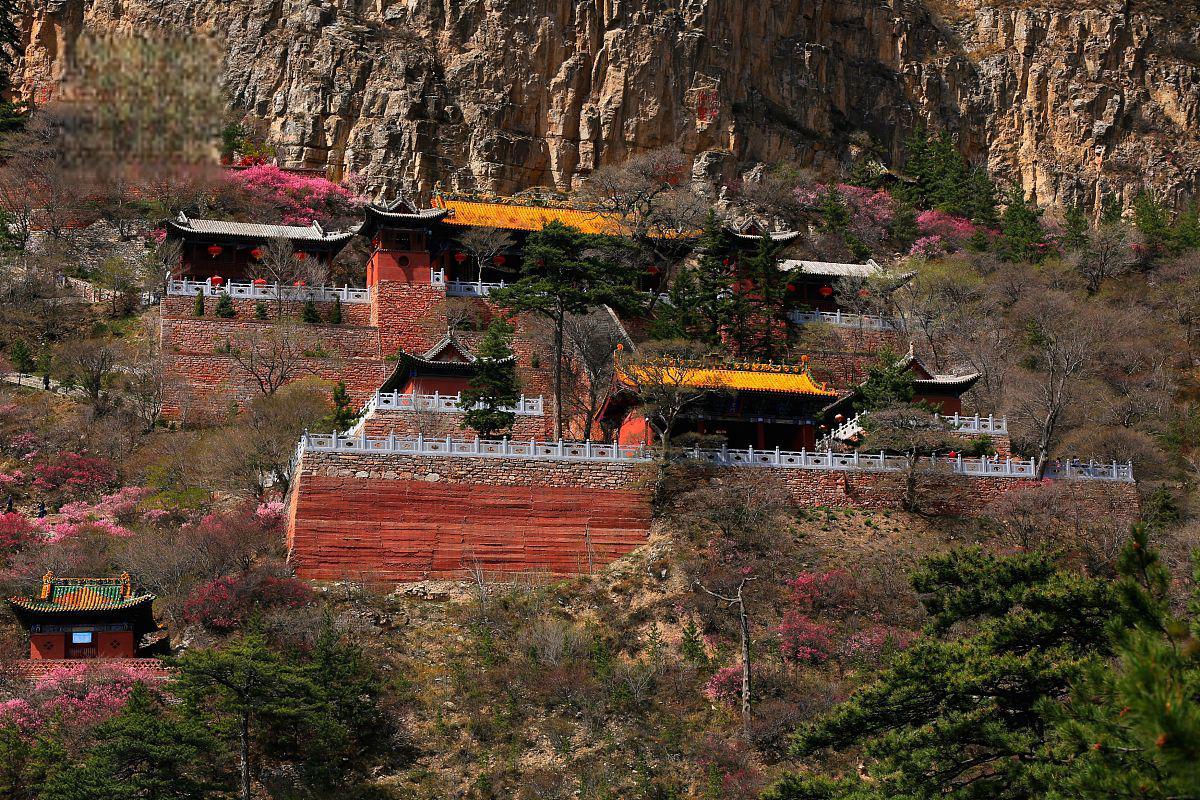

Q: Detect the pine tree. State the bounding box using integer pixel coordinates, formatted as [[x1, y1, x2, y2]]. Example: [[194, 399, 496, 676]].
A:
[[1101, 195, 1125, 225], [890, 198, 920, 250], [963, 168, 1000, 227], [460, 317, 520, 438], [489, 221, 640, 439], [767, 543, 1138, 800], [301, 299, 321, 324], [327, 296, 343, 324], [680, 618, 708, 668], [193, 291, 205, 317], [727, 233, 789, 360], [328, 381, 356, 432], [1064, 203, 1090, 251], [854, 349, 915, 412], [174, 634, 321, 800], [8, 338, 33, 376], [1169, 200, 1200, 253], [997, 188, 1047, 263], [253, 301, 269, 320], [1133, 191, 1170, 254], [665, 210, 736, 345], [40, 684, 224, 800], [214, 293, 236, 318]]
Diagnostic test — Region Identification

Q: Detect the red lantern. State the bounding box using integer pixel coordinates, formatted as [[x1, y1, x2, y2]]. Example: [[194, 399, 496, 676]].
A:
[[818, 285, 834, 297], [948, 451, 958, 459], [647, 265, 660, 275], [206, 245, 223, 257], [250, 247, 263, 260], [253, 278, 268, 286], [493, 254, 506, 266], [858, 288, 871, 298], [834, 414, 844, 423], [786, 283, 796, 292], [294, 280, 306, 287], [210, 275, 224, 286], [722, 258, 730, 266], [455, 251, 468, 264], [295, 251, 308, 262]]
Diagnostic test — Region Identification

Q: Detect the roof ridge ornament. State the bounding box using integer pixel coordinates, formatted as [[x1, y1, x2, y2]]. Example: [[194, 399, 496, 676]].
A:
[[40, 571, 53, 600], [176, 211, 191, 226]]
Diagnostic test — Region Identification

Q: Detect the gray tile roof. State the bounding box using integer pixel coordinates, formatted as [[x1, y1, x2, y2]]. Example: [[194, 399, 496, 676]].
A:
[[168, 213, 354, 242], [778, 258, 883, 278]]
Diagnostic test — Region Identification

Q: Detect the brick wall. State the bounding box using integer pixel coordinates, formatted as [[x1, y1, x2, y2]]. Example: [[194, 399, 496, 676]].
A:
[[371, 281, 447, 357], [162, 318, 380, 359], [287, 451, 655, 581], [161, 295, 374, 327]]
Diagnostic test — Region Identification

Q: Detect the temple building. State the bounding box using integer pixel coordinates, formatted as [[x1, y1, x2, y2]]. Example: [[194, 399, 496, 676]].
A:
[[165, 213, 355, 282], [9, 573, 158, 660], [777, 258, 892, 312], [604, 357, 840, 450]]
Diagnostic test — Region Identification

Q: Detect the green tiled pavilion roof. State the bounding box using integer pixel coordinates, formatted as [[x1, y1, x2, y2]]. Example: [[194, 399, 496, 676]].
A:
[[9, 572, 154, 614]]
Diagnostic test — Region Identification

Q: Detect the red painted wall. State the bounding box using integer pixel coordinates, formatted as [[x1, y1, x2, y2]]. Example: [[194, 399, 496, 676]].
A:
[[30, 633, 64, 659]]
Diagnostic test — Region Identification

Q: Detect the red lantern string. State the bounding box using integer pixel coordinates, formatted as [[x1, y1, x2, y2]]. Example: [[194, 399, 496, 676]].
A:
[[493, 254, 507, 266], [818, 285, 834, 297], [250, 248, 263, 260], [206, 245, 223, 257], [455, 252, 468, 264], [210, 275, 224, 286], [295, 252, 308, 262]]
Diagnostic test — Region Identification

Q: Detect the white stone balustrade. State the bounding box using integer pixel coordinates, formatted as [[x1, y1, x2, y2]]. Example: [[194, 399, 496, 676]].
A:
[[374, 391, 544, 416], [826, 412, 1008, 445], [296, 433, 1134, 482], [445, 279, 508, 297], [168, 279, 370, 304], [789, 309, 898, 330]]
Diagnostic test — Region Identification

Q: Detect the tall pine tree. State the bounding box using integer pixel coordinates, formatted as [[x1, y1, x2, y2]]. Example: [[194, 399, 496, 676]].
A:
[[460, 317, 520, 438]]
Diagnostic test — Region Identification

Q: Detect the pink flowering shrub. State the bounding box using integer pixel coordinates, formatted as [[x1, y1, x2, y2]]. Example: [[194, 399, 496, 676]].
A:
[[0, 512, 34, 553], [777, 612, 834, 665], [229, 165, 362, 225], [785, 569, 854, 611], [838, 624, 917, 666], [0, 662, 162, 736], [0, 469, 25, 490], [909, 235, 946, 259], [31, 453, 117, 499], [5, 433, 41, 458], [254, 500, 285, 526], [704, 664, 745, 706], [183, 567, 315, 631], [796, 183, 895, 245], [59, 487, 153, 526]]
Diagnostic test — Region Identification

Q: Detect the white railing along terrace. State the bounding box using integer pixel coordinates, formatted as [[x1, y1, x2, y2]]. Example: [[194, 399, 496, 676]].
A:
[[445, 279, 509, 297], [374, 391, 544, 416], [297, 433, 1134, 482], [829, 412, 1008, 442], [168, 279, 371, 304], [789, 309, 898, 330]]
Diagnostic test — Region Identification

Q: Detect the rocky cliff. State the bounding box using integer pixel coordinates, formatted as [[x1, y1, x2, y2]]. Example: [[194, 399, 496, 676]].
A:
[[13, 0, 1200, 209]]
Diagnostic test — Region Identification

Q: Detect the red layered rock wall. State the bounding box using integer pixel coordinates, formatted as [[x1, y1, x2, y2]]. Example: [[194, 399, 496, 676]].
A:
[[288, 451, 654, 581]]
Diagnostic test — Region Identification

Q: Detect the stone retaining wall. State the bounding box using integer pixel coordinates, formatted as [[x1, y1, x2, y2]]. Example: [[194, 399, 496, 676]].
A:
[[288, 450, 655, 581]]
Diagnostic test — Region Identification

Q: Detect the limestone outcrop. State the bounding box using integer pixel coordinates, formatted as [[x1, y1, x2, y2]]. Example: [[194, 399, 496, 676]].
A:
[[12, 0, 1200, 209]]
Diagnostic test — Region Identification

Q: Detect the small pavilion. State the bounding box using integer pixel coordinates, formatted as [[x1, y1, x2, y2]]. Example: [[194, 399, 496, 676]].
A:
[[164, 213, 355, 282], [9, 573, 158, 660]]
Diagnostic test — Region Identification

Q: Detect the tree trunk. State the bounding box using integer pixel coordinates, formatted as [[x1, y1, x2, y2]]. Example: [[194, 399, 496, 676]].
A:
[[239, 711, 251, 800], [737, 592, 752, 735], [552, 309, 565, 440]]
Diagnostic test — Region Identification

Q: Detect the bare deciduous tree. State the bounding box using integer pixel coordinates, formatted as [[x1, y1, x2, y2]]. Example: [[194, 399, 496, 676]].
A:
[[563, 310, 625, 440], [1070, 221, 1142, 295], [228, 323, 312, 396], [455, 226, 515, 283]]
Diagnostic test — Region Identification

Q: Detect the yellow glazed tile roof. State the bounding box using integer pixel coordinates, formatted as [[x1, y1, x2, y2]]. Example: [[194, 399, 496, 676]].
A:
[[433, 196, 623, 235], [9, 572, 154, 613], [620, 360, 839, 396]]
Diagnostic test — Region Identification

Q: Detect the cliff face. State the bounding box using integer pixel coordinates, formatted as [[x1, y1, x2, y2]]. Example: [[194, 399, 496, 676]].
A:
[[13, 0, 1200, 209]]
